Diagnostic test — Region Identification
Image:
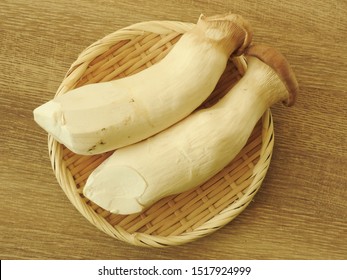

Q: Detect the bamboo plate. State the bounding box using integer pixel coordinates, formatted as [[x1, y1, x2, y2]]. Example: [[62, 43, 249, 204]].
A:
[[48, 20, 274, 247]]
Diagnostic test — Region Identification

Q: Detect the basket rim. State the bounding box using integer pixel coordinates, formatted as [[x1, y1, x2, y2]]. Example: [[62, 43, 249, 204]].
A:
[[48, 20, 274, 247]]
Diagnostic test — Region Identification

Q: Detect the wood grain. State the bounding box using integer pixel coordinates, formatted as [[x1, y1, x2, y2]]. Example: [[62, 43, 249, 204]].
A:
[[1, 0, 346, 259]]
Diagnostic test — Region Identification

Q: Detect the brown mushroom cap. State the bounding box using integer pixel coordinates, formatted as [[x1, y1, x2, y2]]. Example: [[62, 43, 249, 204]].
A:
[[198, 13, 253, 56], [245, 44, 298, 106]]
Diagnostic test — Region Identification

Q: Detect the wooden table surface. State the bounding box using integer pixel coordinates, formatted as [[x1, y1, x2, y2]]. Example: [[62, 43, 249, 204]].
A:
[[1, 0, 346, 260]]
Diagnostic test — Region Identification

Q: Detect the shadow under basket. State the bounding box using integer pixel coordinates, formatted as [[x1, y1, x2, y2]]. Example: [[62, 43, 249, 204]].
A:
[[48, 20, 274, 247]]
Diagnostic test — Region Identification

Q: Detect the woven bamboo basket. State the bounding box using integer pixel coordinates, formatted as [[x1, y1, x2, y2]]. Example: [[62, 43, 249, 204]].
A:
[[48, 20, 274, 247]]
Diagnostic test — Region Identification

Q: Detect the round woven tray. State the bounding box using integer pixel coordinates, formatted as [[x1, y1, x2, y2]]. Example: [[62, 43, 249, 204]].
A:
[[48, 20, 274, 247]]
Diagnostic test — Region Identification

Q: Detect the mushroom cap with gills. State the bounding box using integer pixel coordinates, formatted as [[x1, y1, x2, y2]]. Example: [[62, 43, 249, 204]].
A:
[[245, 44, 299, 106]]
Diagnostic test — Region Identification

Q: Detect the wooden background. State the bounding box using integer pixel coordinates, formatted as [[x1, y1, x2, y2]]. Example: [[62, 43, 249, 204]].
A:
[[1, 0, 346, 260]]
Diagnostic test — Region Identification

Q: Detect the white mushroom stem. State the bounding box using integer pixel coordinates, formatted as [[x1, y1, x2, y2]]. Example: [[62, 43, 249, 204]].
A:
[[83, 44, 298, 215], [33, 13, 252, 155]]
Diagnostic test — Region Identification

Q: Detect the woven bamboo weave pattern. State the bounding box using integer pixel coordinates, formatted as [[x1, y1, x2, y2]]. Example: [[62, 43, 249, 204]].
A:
[[48, 21, 274, 247]]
